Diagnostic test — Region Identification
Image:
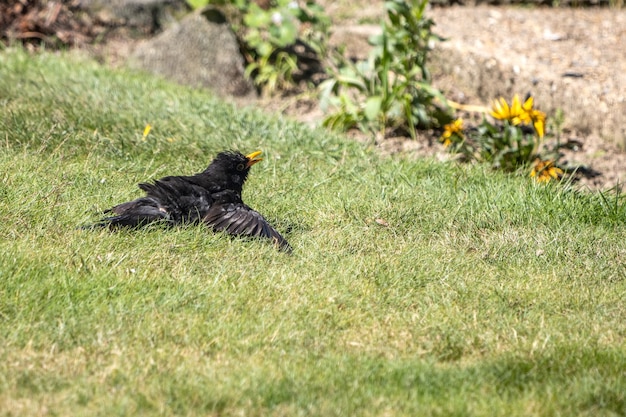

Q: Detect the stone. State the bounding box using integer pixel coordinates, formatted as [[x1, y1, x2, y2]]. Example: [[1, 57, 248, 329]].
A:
[[78, 0, 188, 34], [128, 11, 256, 99]]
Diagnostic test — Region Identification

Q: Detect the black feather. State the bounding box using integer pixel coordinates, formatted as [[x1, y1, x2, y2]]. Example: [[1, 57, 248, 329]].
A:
[[84, 150, 291, 252]]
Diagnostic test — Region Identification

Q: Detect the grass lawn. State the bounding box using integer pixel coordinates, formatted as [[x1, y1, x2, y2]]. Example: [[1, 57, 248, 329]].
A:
[[1, 49, 625, 416]]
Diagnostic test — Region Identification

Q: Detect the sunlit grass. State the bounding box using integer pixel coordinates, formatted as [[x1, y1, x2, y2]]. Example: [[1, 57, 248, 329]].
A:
[[1, 49, 625, 416]]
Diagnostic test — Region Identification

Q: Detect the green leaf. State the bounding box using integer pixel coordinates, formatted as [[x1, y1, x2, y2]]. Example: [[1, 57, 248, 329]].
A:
[[335, 72, 367, 91], [318, 79, 338, 112], [243, 6, 270, 28], [276, 20, 299, 47], [365, 96, 383, 122], [256, 41, 274, 57], [186, 0, 209, 10], [369, 33, 384, 47]]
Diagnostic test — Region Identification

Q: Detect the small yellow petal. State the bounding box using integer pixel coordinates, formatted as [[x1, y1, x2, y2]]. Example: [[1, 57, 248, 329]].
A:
[[491, 97, 510, 120], [522, 96, 534, 112], [143, 124, 152, 138], [531, 110, 546, 138], [553, 167, 564, 178], [511, 95, 522, 114], [534, 120, 545, 138]]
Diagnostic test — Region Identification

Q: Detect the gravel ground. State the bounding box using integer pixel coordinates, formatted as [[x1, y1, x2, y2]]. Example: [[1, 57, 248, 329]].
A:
[[431, 5, 626, 190], [323, 3, 626, 190]]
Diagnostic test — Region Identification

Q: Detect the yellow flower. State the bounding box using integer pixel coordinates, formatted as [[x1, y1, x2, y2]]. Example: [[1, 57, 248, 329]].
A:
[[491, 94, 526, 123], [520, 96, 546, 138], [512, 96, 529, 125], [530, 159, 563, 183], [490, 96, 514, 121], [521, 95, 534, 112], [440, 119, 464, 148], [491, 95, 546, 138], [529, 108, 546, 139]]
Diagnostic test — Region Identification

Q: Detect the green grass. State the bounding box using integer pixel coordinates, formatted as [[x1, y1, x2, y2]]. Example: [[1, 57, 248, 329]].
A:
[[1, 48, 625, 416]]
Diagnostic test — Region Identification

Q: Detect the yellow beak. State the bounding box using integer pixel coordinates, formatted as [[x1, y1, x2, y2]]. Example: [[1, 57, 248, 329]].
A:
[[245, 150, 263, 168]]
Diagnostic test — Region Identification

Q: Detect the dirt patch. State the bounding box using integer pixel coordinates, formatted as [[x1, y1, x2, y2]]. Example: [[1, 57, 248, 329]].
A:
[[428, 5, 626, 190], [272, 3, 626, 191]]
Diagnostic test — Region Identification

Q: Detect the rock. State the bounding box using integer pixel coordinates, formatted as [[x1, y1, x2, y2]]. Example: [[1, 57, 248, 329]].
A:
[[78, 0, 188, 34], [128, 10, 256, 99]]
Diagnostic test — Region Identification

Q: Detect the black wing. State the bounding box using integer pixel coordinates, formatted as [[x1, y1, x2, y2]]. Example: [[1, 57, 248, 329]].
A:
[[93, 177, 213, 228], [139, 178, 214, 224], [203, 202, 292, 252], [95, 197, 170, 228]]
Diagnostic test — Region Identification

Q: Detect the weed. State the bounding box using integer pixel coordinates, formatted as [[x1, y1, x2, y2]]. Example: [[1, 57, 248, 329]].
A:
[[442, 94, 571, 183], [320, 0, 452, 140], [189, 0, 330, 93]]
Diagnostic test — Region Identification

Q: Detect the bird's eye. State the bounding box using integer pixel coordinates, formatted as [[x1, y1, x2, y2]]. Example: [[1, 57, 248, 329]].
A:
[[236, 163, 245, 171]]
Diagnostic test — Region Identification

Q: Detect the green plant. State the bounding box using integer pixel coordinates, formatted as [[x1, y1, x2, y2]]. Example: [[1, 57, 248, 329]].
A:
[[186, 0, 212, 9], [189, 0, 330, 93], [320, 0, 452, 140], [441, 94, 566, 182]]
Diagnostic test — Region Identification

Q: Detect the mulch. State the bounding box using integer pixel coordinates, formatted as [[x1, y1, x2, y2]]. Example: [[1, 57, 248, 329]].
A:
[[0, 0, 100, 48]]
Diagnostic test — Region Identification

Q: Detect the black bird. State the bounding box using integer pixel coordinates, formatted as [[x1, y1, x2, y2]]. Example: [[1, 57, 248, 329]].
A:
[[90, 150, 291, 252]]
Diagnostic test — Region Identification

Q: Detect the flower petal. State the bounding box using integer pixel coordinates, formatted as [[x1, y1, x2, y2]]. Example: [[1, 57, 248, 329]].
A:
[[522, 96, 534, 112]]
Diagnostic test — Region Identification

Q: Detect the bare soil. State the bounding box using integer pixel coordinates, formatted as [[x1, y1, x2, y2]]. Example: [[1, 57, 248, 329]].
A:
[[284, 2, 626, 191], [429, 5, 626, 191]]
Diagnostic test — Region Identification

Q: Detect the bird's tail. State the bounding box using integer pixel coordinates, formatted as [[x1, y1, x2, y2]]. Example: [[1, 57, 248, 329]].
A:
[[80, 197, 171, 230]]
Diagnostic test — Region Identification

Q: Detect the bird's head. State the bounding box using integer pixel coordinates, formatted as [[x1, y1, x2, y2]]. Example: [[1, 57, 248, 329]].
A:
[[205, 150, 263, 192]]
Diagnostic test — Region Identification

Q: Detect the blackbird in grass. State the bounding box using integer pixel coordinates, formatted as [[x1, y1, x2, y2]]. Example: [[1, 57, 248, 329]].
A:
[[90, 150, 291, 252]]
